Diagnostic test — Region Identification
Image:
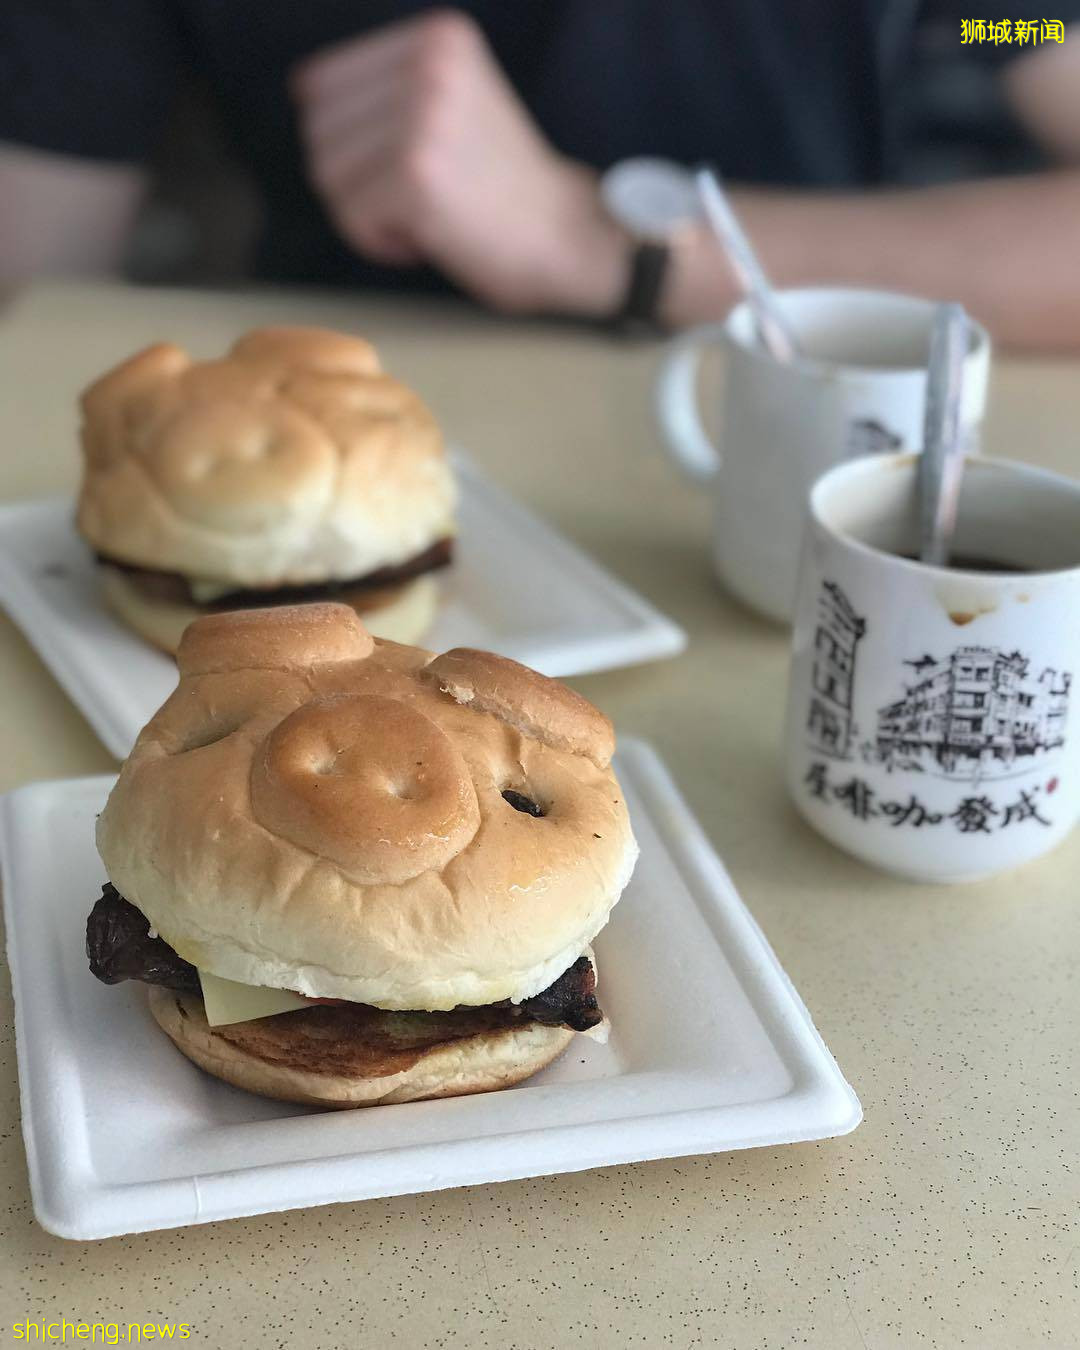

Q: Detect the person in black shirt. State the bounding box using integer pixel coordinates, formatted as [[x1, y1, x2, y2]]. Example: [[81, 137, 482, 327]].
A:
[[1, 3, 1079, 347]]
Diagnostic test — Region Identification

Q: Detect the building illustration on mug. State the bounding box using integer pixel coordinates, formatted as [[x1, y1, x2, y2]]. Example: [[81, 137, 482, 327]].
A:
[[845, 417, 903, 460], [806, 580, 866, 760], [875, 645, 1071, 779]]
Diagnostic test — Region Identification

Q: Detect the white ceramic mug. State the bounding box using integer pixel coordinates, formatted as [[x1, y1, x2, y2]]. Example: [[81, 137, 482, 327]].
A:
[[654, 288, 991, 623], [785, 452, 1080, 882]]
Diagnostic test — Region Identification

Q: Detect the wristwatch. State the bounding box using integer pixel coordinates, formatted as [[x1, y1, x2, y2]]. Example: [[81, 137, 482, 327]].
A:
[[600, 158, 702, 333]]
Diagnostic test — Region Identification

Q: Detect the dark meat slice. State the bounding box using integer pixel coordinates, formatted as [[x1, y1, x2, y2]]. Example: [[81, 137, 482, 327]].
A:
[[95, 537, 453, 609], [512, 956, 602, 1032], [296, 959, 603, 1035], [86, 885, 603, 1032], [86, 884, 200, 994]]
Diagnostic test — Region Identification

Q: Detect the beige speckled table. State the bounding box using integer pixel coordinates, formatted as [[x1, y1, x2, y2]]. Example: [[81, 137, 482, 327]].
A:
[[1, 281, 1077, 1349]]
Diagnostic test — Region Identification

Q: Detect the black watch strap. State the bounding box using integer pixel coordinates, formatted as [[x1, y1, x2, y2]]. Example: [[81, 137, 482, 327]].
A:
[[612, 240, 671, 334]]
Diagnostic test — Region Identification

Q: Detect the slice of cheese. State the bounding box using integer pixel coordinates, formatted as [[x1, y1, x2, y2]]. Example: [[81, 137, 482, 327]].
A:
[[198, 970, 311, 1027], [188, 577, 237, 604]]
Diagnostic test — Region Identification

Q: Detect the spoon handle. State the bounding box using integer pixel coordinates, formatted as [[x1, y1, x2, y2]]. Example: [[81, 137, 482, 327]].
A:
[[918, 303, 969, 567], [694, 168, 800, 364]]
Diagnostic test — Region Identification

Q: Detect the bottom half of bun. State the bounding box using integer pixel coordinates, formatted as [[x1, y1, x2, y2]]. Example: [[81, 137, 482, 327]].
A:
[[149, 986, 575, 1108], [100, 565, 439, 655]]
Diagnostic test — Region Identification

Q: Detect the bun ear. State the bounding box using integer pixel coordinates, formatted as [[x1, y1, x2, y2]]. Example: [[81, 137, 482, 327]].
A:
[[80, 342, 191, 420], [229, 326, 382, 376], [423, 648, 615, 768], [79, 343, 191, 472], [177, 603, 374, 677]]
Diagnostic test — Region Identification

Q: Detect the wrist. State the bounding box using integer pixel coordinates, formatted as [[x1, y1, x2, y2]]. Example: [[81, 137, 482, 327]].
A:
[[533, 162, 629, 318], [657, 222, 740, 329], [657, 190, 803, 329]]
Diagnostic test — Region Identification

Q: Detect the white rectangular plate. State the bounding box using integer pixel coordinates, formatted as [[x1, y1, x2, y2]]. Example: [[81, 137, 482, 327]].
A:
[[1, 740, 860, 1240], [0, 455, 685, 759]]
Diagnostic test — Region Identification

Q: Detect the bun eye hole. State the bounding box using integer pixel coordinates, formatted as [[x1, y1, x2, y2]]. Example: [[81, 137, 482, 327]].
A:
[[502, 789, 545, 818]]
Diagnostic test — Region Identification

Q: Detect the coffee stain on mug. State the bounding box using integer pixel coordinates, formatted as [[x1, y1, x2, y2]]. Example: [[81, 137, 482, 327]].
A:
[[935, 579, 999, 627]]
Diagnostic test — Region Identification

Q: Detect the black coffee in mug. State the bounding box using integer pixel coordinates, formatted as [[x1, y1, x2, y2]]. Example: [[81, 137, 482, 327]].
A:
[[900, 553, 1033, 574]]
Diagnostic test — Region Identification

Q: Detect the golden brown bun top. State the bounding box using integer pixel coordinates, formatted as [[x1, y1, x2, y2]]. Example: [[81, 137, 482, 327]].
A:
[[97, 604, 636, 1010], [76, 327, 456, 587]]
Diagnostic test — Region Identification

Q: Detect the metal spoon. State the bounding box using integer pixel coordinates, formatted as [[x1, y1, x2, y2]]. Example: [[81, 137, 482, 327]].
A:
[[918, 303, 969, 567], [694, 166, 801, 364]]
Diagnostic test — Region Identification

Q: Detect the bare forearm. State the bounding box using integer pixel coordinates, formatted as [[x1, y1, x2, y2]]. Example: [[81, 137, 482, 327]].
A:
[[0, 143, 144, 284], [662, 171, 1080, 351]]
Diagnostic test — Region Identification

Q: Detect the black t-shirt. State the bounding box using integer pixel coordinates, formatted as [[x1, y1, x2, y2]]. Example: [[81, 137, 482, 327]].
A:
[[0, 1, 1068, 289]]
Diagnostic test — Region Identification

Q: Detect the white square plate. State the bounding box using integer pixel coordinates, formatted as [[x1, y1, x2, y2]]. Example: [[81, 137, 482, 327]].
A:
[[1, 740, 860, 1240], [0, 455, 685, 759]]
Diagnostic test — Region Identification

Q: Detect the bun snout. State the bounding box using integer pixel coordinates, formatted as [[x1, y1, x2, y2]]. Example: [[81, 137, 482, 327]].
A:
[[250, 693, 482, 885]]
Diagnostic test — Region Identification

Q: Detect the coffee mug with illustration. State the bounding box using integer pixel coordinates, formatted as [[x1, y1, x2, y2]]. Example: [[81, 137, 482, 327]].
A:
[[785, 452, 1080, 882], [655, 288, 991, 623]]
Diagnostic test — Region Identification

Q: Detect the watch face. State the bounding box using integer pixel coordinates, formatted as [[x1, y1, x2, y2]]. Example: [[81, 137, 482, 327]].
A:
[[601, 158, 702, 239]]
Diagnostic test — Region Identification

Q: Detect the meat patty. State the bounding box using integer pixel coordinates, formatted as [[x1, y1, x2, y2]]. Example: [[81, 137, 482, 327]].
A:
[[94, 536, 453, 609], [206, 999, 544, 1079], [86, 885, 603, 1033]]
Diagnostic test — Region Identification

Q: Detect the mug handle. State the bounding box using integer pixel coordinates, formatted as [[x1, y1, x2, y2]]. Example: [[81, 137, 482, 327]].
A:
[[653, 321, 728, 481]]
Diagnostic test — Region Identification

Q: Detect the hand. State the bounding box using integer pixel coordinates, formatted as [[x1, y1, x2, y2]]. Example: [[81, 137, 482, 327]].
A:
[[291, 9, 627, 315]]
